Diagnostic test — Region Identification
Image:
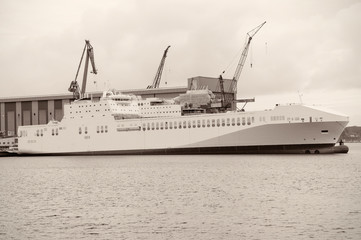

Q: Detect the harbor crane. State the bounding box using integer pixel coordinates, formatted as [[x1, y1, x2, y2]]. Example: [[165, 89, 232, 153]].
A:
[[68, 40, 97, 99], [229, 21, 266, 93], [218, 21, 266, 109], [147, 45, 170, 89]]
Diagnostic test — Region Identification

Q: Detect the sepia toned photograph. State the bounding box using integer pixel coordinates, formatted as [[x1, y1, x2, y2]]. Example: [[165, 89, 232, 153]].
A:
[[1, 0, 360, 239]]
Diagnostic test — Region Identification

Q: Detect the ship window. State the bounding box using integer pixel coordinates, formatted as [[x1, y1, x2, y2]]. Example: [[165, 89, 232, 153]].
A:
[[147, 123, 150, 130], [142, 123, 146, 131], [221, 119, 225, 127], [174, 121, 177, 129], [183, 121, 187, 129], [160, 122, 164, 130], [192, 120, 196, 128], [169, 122, 173, 129], [207, 119, 210, 127], [105, 126, 108, 133], [197, 120, 201, 128], [321, 130, 329, 134], [188, 121, 192, 128], [56, 128, 58, 136], [242, 117, 246, 126], [217, 119, 220, 127], [151, 122, 155, 130], [52, 129, 54, 136], [85, 127, 88, 134], [202, 119, 206, 128], [247, 117, 251, 125], [212, 119, 215, 127], [79, 127, 82, 134], [252, 117, 255, 123], [101, 126, 104, 133], [232, 118, 235, 126], [227, 118, 230, 126], [156, 122, 159, 130], [97, 126, 100, 133]]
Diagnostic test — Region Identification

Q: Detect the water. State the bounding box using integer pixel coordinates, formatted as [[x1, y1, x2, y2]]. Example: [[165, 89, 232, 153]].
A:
[[1, 144, 361, 240]]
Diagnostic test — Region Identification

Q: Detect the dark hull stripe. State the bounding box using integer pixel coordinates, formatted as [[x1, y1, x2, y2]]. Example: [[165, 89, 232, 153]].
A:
[[18, 143, 349, 156]]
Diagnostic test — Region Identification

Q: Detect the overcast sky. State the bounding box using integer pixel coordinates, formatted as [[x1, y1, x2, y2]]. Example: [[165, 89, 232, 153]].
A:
[[0, 0, 360, 125]]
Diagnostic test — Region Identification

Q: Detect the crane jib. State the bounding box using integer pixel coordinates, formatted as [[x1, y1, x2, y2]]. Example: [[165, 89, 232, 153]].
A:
[[69, 40, 98, 100], [231, 21, 266, 92]]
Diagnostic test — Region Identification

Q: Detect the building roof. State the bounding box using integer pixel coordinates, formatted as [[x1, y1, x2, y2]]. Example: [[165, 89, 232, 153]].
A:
[[0, 86, 188, 103]]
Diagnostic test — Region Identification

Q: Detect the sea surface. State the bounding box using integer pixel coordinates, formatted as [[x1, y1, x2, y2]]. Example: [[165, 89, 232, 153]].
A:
[[1, 144, 361, 240]]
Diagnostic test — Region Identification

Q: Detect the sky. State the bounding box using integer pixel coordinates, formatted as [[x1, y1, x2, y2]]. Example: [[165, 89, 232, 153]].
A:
[[0, 0, 360, 125]]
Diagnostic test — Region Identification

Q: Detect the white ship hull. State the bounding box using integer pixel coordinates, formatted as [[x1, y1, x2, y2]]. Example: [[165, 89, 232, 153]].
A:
[[17, 103, 349, 155]]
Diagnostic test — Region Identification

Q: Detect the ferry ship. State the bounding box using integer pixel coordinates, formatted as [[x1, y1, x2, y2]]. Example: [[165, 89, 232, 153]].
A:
[[15, 35, 349, 155], [16, 89, 349, 155]]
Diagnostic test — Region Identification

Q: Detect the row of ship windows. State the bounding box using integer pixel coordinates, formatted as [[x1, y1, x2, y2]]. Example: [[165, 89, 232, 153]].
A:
[[38, 129, 59, 137], [19, 128, 61, 137], [0, 141, 15, 145], [78, 126, 108, 134], [28, 126, 108, 136], [70, 109, 112, 114], [142, 111, 180, 114], [70, 103, 108, 109], [137, 103, 151, 106], [271, 116, 286, 121], [141, 107, 179, 110], [70, 110, 181, 116], [139, 105, 175, 109], [70, 108, 147, 115], [142, 117, 255, 131], [19, 126, 67, 138]]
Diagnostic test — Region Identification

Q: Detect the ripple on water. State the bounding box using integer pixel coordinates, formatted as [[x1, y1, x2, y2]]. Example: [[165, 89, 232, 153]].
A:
[[0, 146, 361, 239]]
